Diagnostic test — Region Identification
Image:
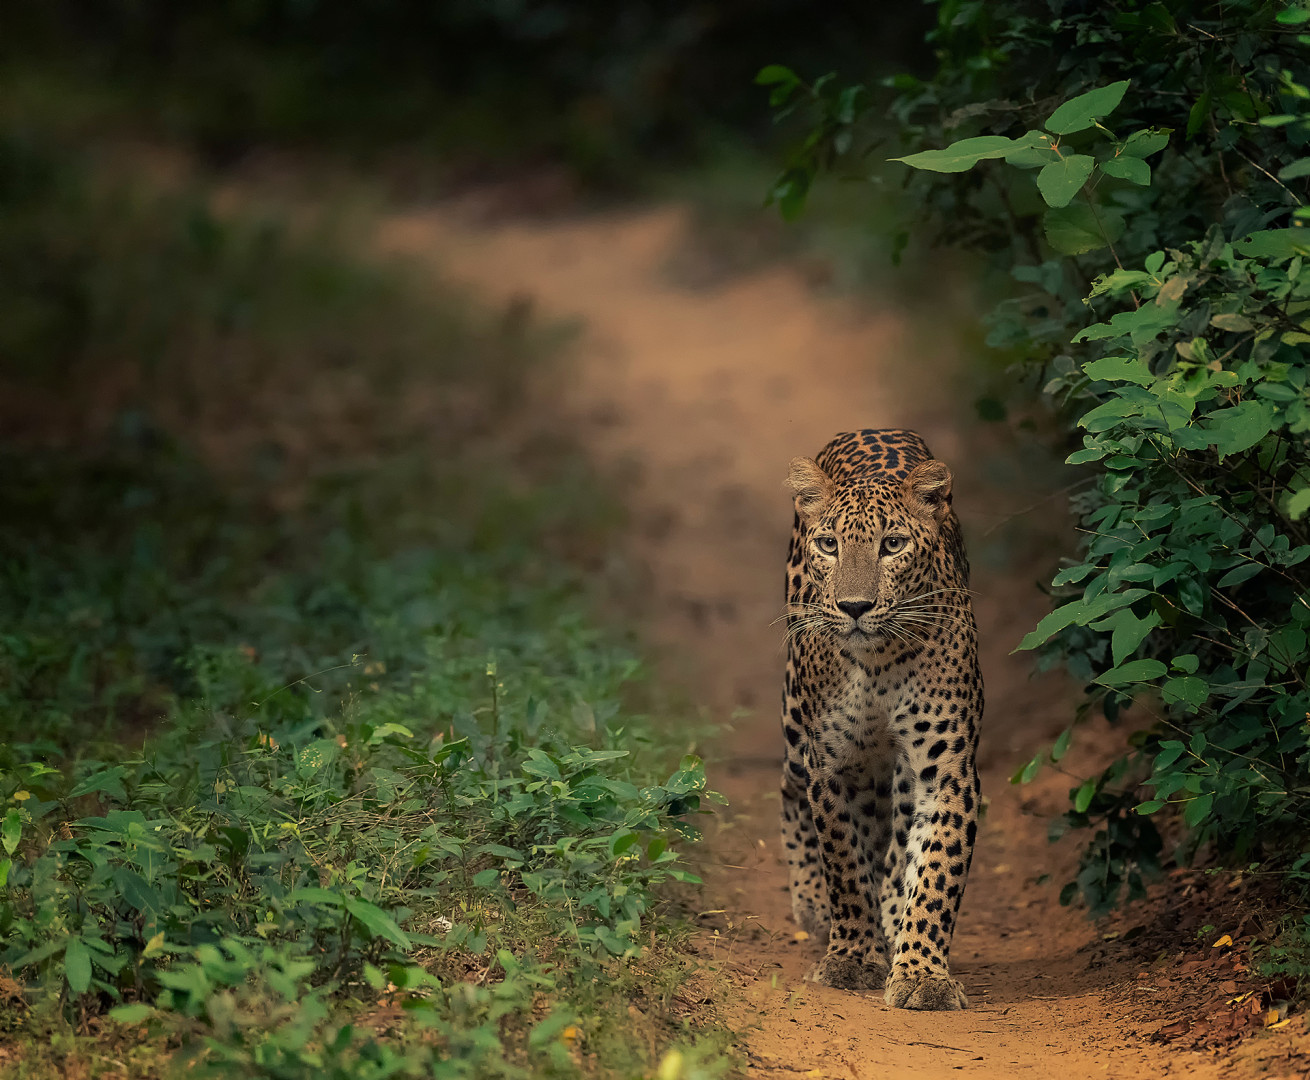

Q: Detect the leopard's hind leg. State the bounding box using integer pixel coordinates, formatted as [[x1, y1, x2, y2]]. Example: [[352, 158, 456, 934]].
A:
[[780, 729, 829, 940]]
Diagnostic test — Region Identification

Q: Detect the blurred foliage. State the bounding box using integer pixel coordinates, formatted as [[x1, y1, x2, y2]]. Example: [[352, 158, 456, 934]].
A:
[[764, 0, 1310, 939], [0, 133, 731, 1075], [3, 1, 931, 182]]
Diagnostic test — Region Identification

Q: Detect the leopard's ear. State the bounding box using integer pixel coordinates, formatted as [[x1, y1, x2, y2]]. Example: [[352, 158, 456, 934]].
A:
[[905, 459, 952, 523], [786, 457, 833, 521]]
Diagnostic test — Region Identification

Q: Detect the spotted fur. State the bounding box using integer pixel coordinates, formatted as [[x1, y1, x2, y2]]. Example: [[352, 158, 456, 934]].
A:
[[779, 429, 981, 1011]]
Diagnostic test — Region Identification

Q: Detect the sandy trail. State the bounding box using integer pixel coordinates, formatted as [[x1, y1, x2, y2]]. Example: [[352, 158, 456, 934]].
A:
[[377, 204, 1245, 1079]]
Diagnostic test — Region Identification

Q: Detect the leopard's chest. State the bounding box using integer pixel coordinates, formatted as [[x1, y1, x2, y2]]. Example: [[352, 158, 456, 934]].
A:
[[805, 653, 922, 748]]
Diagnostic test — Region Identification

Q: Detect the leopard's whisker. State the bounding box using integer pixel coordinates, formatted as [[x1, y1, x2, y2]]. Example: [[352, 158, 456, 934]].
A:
[[782, 615, 830, 646], [772, 604, 828, 627], [881, 618, 927, 648], [894, 613, 950, 627], [901, 587, 976, 602], [888, 620, 929, 647]]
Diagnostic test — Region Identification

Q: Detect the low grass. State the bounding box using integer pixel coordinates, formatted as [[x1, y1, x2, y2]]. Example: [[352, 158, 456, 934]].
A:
[[0, 135, 733, 1079]]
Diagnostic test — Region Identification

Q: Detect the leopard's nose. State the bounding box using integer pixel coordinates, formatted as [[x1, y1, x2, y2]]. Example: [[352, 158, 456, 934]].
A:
[[836, 599, 874, 620]]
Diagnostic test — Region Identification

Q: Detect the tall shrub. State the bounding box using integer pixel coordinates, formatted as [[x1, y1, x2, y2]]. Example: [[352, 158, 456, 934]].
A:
[[764, 1, 1310, 914]]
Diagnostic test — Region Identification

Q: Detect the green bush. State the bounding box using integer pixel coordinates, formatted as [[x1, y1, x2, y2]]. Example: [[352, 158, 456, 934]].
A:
[[0, 136, 728, 1076], [2, 588, 715, 1076], [764, 2, 1310, 917]]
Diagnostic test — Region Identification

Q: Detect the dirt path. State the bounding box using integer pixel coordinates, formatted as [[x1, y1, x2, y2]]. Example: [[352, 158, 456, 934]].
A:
[[377, 204, 1274, 1079]]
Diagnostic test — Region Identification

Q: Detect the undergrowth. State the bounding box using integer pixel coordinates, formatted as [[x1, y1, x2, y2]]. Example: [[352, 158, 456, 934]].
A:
[[0, 136, 731, 1078]]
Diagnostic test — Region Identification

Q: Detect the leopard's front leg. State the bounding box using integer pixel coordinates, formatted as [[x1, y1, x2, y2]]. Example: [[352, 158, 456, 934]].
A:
[[884, 728, 980, 1011], [804, 743, 894, 991]]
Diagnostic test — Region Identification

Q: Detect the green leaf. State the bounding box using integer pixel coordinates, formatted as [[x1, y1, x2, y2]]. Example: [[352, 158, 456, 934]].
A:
[[472, 868, 501, 888], [1120, 128, 1171, 158], [1073, 778, 1096, 813], [1280, 158, 1310, 181], [1082, 355, 1154, 386], [1045, 80, 1130, 134], [1161, 677, 1209, 712], [1044, 203, 1125, 255], [1234, 229, 1310, 260], [1187, 92, 1211, 139], [1094, 658, 1168, 686], [1051, 728, 1073, 763], [1094, 608, 1162, 667], [1184, 792, 1214, 828], [109, 1003, 155, 1024], [768, 168, 811, 222], [344, 898, 411, 949], [1088, 268, 1154, 298], [1100, 156, 1151, 186], [1206, 400, 1273, 459], [69, 765, 128, 800], [7, 939, 67, 972], [1255, 382, 1298, 402], [64, 937, 92, 995], [755, 64, 800, 86], [757, 65, 803, 107], [1287, 488, 1310, 520], [1171, 654, 1200, 674], [1003, 130, 1059, 169], [366, 723, 413, 745], [1135, 800, 1167, 815], [473, 842, 523, 861], [1018, 589, 1151, 652], [1216, 562, 1263, 588], [889, 136, 1018, 173], [1037, 154, 1095, 207], [286, 887, 346, 907], [113, 868, 161, 914], [2, 809, 19, 856]]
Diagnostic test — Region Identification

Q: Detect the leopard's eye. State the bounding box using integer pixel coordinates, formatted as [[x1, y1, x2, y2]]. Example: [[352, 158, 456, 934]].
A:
[[814, 535, 839, 556], [880, 535, 908, 556]]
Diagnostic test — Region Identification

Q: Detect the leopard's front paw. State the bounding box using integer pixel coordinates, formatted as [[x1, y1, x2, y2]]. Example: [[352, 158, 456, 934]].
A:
[[884, 970, 967, 1011], [791, 898, 830, 942], [806, 952, 888, 991]]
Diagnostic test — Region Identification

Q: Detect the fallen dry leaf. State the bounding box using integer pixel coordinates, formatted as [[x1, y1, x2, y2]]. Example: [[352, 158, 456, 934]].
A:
[[1263, 1002, 1291, 1027]]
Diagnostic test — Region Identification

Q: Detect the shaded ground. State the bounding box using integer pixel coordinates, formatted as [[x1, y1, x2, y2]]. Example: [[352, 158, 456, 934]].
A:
[[378, 202, 1310, 1078]]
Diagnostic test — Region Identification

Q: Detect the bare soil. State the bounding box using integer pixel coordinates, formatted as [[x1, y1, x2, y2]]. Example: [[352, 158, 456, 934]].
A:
[[378, 202, 1310, 1079]]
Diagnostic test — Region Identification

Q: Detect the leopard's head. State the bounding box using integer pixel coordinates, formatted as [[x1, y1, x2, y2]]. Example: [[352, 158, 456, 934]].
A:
[[785, 455, 957, 648]]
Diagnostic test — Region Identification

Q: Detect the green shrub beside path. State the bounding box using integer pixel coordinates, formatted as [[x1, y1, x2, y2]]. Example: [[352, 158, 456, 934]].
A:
[[765, 1, 1310, 944]]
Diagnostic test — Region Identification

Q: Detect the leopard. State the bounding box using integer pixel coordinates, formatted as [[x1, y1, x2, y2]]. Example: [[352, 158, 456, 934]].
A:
[[778, 428, 982, 1011]]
